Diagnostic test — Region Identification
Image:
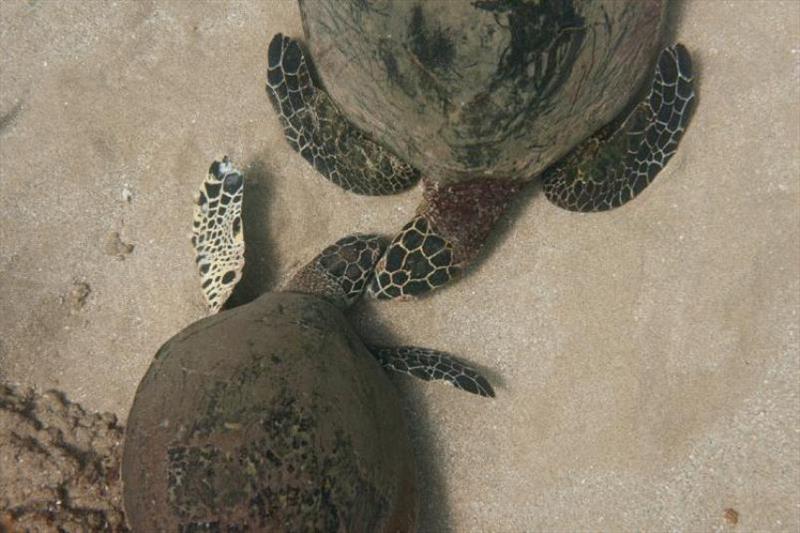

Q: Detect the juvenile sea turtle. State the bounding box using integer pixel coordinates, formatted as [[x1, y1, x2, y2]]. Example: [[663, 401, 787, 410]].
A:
[[266, 0, 695, 299], [122, 158, 493, 532]]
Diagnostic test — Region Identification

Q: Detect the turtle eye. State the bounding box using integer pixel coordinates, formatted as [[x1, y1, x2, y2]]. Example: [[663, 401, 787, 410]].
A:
[[223, 172, 243, 194]]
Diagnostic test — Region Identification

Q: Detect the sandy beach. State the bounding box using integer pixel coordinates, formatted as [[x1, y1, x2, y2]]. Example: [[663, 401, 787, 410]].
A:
[[1, 0, 798, 530]]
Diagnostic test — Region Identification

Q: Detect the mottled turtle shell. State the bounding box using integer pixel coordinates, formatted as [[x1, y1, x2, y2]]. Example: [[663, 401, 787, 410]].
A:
[[122, 292, 416, 531], [299, 0, 665, 185]]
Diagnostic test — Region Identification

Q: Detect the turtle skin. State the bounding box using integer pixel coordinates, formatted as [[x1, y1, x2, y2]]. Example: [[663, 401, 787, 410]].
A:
[[122, 291, 417, 532]]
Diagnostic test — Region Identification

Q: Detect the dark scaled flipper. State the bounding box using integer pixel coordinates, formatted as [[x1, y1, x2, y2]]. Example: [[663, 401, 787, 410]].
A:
[[369, 346, 495, 398], [266, 33, 420, 196], [543, 44, 695, 212]]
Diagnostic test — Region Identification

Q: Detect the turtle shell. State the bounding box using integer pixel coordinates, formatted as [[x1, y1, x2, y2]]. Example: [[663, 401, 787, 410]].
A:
[[299, 0, 665, 185], [122, 291, 416, 531]]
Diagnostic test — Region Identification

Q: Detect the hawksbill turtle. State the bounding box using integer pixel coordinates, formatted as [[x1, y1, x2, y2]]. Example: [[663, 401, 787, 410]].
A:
[[122, 158, 493, 531], [266, 0, 695, 299]]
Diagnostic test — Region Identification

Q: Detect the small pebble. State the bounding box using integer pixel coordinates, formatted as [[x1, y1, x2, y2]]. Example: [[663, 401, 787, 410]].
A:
[[67, 282, 91, 311], [724, 508, 739, 525]]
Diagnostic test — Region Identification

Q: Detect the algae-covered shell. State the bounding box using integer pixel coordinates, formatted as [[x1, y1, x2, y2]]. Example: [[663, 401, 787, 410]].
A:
[[123, 291, 416, 531], [299, 0, 665, 184]]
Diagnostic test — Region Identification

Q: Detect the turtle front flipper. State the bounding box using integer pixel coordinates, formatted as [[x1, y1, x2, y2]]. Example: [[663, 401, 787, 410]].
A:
[[192, 157, 245, 313], [266, 33, 420, 196], [368, 346, 495, 398], [543, 44, 696, 212]]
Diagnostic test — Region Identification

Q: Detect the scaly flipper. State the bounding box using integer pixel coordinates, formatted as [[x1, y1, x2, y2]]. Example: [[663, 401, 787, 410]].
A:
[[369, 346, 495, 398], [191, 157, 245, 313], [284, 233, 386, 309], [266, 33, 420, 196], [542, 44, 695, 212], [368, 215, 460, 299]]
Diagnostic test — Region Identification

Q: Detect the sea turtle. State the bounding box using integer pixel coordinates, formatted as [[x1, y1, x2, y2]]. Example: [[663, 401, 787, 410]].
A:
[[266, 0, 695, 299], [122, 158, 493, 531]]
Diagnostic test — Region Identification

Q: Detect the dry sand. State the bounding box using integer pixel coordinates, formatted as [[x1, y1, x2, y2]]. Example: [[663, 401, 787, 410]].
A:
[[1, 0, 798, 531]]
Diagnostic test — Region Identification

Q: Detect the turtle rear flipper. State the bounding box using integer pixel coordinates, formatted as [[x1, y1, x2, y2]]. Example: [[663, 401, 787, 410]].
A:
[[369, 346, 495, 398], [266, 34, 420, 196], [543, 44, 695, 212], [192, 157, 245, 313]]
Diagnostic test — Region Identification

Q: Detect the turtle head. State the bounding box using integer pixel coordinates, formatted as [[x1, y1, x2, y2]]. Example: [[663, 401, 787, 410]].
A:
[[282, 234, 386, 309]]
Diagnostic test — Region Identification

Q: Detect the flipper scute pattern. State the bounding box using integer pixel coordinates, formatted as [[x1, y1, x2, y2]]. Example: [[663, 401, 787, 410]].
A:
[[543, 44, 695, 212], [370, 346, 495, 398], [266, 34, 420, 196], [191, 157, 245, 313], [368, 215, 459, 299]]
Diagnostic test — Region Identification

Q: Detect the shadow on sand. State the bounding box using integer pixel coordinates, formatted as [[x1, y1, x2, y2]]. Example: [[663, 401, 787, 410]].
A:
[[224, 157, 280, 309], [354, 314, 460, 532]]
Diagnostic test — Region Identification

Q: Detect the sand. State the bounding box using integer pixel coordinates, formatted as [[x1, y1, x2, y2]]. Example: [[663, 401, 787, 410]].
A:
[[1, 0, 798, 530]]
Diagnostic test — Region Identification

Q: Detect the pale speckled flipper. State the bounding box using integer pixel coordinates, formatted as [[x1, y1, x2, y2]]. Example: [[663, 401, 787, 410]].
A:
[[369, 346, 495, 398], [266, 33, 420, 196], [543, 44, 695, 212], [191, 157, 245, 313]]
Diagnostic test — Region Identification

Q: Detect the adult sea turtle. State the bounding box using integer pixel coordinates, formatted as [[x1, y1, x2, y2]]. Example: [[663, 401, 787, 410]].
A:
[[266, 0, 695, 299], [122, 158, 493, 531]]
